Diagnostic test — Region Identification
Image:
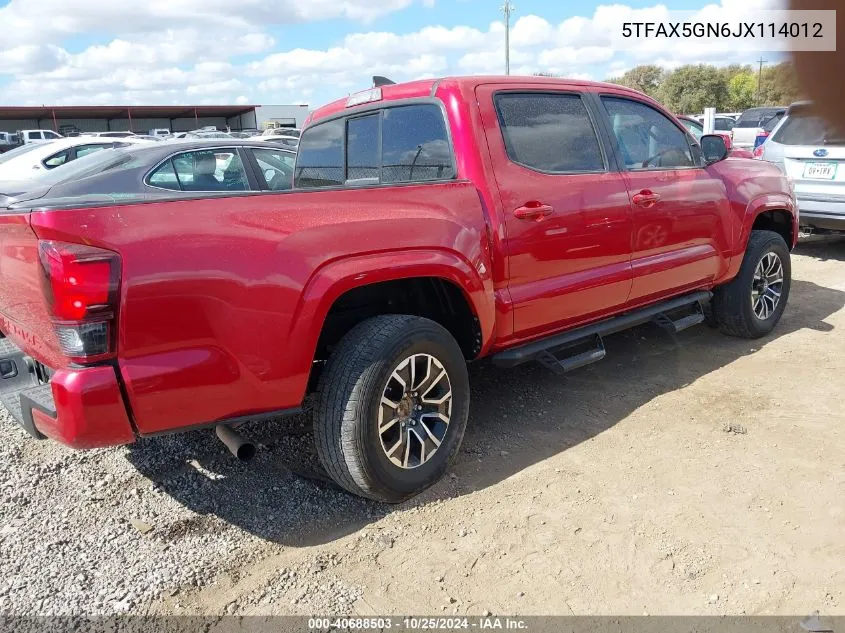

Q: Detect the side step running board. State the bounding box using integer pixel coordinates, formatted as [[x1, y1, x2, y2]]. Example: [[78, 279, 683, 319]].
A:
[[492, 291, 712, 369], [537, 334, 606, 376], [652, 301, 705, 333]]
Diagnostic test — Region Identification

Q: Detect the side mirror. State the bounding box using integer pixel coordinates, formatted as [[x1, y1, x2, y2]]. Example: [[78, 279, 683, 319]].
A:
[[701, 134, 728, 164]]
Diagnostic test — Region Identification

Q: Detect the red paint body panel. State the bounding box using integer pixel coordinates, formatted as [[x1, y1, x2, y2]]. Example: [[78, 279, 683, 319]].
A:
[[27, 183, 493, 434], [33, 366, 135, 449], [0, 76, 796, 449]]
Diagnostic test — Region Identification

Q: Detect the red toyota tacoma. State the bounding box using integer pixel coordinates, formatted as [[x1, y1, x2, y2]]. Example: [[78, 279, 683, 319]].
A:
[[0, 77, 797, 502]]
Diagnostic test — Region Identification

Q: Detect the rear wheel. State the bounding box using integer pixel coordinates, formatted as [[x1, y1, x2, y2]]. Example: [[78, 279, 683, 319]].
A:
[[313, 315, 469, 502], [713, 229, 791, 338]]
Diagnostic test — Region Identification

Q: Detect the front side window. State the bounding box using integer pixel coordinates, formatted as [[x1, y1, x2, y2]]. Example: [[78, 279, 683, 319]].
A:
[[148, 149, 248, 192], [495, 93, 605, 173], [601, 97, 694, 170], [252, 148, 295, 191], [43, 131, 62, 139]]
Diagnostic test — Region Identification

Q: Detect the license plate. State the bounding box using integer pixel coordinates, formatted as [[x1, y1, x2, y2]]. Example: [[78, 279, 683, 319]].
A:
[[803, 162, 838, 180]]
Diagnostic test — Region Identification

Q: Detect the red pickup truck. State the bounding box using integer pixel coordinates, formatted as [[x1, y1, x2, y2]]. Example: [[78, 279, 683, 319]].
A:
[[0, 77, 797, 502]]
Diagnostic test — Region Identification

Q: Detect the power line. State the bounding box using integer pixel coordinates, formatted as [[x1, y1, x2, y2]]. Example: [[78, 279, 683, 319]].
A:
[[501, 2, 515, 75]]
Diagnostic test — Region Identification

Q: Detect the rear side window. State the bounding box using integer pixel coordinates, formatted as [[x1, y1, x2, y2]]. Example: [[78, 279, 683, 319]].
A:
[[494, 93, 604, 173], [76, 144, 107, 158], [294, 103, 455, 189], [295, 118, 344, 188], [147, 149, 249, 192], [43, 148, 71, 169], [148, 160, 180, 190], [381, 105, 455, 183], [28, 132, 42, 140]]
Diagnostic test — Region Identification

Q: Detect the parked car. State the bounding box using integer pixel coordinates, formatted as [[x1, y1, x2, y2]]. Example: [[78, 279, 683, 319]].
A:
[[0, 136, 149, 182], [754, 101, 845, 234], [0, 132, 21, 153], [149, 128, 171, 138], [0, 77, 796, 503], [0, 139, 296, 201], [676, 116, 753, 158], [261, 127, 301, 139], [16, 129, 64, 144], [253, 135, 298, 148], [731, 107, 786, 148], [130, 135, 164, 142], [85, 131, 137, 138], [183, 131, 234, 139]]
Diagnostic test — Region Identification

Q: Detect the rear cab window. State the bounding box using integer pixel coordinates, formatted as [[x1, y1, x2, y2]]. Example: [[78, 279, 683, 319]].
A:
[[493, 92, 605, 173], [294, 103, 456, 189]]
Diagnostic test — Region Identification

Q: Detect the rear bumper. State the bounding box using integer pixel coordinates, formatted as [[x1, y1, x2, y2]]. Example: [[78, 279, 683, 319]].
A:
[[797, 196, 845, 232], [0, 343, 134, 449]]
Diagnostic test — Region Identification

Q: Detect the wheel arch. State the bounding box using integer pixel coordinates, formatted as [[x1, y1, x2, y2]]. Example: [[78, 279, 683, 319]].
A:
[[286, 249, 496, 394]]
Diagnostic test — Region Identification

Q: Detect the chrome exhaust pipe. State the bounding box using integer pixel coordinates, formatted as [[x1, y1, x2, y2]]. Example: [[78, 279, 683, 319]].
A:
[[215, 425, 256, 462]]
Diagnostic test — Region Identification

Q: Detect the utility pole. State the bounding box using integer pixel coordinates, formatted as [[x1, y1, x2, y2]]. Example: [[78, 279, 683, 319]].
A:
[[756, 56, 768, 105], [501, 2, 515, 75]]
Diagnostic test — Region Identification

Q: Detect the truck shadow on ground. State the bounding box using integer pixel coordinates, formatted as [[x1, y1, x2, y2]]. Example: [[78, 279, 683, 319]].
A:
[[125, 272, 845, 548]]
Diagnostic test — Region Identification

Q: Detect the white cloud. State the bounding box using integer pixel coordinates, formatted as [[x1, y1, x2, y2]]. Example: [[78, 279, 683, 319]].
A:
[[0, 0, 785, 106]]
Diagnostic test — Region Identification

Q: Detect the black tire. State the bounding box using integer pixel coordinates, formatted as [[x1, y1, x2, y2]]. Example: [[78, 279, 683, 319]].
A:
[[313, 315, 470, 502], [713, 229, 791, 338]]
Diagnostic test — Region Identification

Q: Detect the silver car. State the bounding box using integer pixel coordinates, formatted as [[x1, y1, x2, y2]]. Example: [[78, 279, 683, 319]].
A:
[[757, 101, 845, 233]]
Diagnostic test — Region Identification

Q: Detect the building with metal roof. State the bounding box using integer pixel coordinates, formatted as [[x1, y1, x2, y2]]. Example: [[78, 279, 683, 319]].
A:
[[0, 104, 310, 135]]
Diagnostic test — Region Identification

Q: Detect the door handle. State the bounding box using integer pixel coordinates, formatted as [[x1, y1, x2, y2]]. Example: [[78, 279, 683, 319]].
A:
[[632, 190, 661, 207], [514, 202, 555, 221]]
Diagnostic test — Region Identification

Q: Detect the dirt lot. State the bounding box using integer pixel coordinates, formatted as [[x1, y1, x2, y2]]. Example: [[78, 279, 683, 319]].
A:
[[1, 237, 843, 617]]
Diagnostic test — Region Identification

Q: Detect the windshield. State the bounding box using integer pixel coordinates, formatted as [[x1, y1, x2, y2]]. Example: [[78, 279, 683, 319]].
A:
[[0, 143, 43, 165], [31, 147, 135, 186], [771, 110, 845, 146]]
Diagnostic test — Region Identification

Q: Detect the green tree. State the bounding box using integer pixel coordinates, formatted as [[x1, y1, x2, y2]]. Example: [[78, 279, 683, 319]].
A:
[[657, 64, 729, 114], [607, 64, 665, 97], [727, 72, 757, 111], [759, 61, 803, 106]]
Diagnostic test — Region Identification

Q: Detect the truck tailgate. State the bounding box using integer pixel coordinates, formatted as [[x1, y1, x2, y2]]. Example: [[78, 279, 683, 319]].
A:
[[0, 212, 66, 370]]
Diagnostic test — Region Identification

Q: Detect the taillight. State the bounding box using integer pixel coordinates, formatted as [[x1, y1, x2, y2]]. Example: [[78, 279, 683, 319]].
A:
[[38, 241, 120, 363], [752, 144, 765, 159]]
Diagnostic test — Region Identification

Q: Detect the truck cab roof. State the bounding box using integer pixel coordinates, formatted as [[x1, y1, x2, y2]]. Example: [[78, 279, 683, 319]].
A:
[[307, 76, 649, 126]]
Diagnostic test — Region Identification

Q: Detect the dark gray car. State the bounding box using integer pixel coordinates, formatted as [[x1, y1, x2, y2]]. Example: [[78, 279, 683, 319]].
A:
[[0, 139, 297, 209]]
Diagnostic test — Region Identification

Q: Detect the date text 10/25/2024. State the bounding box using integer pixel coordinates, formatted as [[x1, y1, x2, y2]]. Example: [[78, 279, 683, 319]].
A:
[[307, 617, 529, 630]]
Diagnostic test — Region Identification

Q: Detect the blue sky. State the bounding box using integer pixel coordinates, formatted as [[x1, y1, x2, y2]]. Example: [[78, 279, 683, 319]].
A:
[[0, 0, 782, 107]]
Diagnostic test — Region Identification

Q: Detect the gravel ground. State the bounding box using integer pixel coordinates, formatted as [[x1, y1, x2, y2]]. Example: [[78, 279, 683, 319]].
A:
[[1, 237, 844, 616]]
